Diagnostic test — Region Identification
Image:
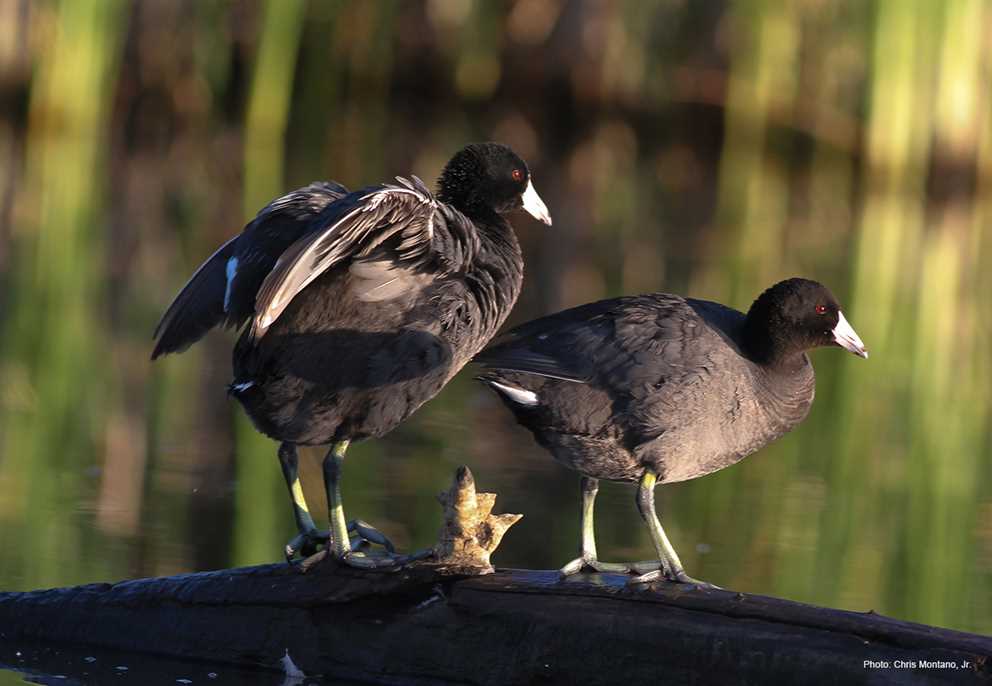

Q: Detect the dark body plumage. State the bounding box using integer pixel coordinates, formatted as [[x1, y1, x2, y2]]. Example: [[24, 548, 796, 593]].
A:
[[477, 294, 815, 483], [230, 183, 525, 445], [153, 143, 550, 564], [476, 279, 867, 583]]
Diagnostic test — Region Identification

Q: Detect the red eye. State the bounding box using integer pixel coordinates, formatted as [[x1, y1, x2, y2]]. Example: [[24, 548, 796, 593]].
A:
[[511, 168, 524, 183], [815, 304, 827, 315]]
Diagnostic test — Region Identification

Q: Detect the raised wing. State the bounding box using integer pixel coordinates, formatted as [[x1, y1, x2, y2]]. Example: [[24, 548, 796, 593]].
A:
[[223, 181, 349, 322], [151, 235, 238, 359], [249, 176, 452, 340], [151, 180, 348, 359]]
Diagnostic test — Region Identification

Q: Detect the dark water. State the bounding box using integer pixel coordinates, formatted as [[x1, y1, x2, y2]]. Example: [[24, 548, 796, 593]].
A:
[[0, 642, 310, 686]]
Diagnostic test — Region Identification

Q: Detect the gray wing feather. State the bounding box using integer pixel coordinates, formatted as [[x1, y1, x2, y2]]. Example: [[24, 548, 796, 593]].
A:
[[250, 178, 438, 339]]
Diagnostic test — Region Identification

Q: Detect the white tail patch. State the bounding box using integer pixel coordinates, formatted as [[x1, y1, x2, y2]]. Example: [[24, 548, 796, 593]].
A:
[[223, 256, 239, 312], [488, 380, 538, 407], [231, 381, 254, 392]]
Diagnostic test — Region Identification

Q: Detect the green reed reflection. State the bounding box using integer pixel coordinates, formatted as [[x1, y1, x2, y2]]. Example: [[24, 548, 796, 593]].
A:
[[0, 0, 126, 589]]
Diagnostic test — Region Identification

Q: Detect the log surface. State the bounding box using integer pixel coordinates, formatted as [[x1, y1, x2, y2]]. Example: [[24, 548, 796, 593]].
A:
[[0, 563, 989, 685]]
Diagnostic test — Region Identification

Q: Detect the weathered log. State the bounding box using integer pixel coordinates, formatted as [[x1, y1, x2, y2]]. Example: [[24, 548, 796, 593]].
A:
[[0, 563, 988, 685]]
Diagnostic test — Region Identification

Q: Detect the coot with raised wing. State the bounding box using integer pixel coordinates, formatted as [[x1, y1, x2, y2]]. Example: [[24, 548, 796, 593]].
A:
[[154, 142, 552, 567], [476, 278, 866, 585]]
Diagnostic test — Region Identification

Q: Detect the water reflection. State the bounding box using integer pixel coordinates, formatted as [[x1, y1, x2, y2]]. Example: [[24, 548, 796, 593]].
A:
[[0, 641, 344, 685]]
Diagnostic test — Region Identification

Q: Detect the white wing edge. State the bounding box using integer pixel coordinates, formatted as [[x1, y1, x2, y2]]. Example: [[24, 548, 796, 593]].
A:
[[251, 183, 436, 337]]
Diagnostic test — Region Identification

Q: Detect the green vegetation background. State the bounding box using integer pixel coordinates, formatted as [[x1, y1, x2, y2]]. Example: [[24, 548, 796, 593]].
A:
[[0, 0, 988, 634]]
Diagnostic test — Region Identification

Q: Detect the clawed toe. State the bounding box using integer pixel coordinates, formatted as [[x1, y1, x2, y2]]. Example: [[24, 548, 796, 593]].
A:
[[628, 567, 719, 589], [670, 570, 720, 589], [286, 518, 401, 563], [559, 556, 661, 578], [629, 569, 662, 584], [558, 557, 587, 577], [284, 529, 330, 562], [343, 548, 433, 570], [299, 547, 433, 573], [347, 519, 396, 553]]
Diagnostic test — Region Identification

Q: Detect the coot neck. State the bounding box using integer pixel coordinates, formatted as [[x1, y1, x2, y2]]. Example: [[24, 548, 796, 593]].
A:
[[435, 178, 524, 341], [473, 212, 524, 333], [437, 190, 502, 229], [742, 330, 809, 372], [435, 153, 523, 336], [750, 350, 816, 433], [741, 317, 816, 431], [436, 181, 520, 263], [741, 295, 810, 370]]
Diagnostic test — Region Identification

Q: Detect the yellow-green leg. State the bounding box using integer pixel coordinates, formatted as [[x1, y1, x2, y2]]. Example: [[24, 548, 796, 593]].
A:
[[559, 476, 660, 577], [321, 440, 431, 569], [281, 441, 402, 563], [324, 440, 352, 558], [630, 470, 717, 587], [278, 442, 328, 561]]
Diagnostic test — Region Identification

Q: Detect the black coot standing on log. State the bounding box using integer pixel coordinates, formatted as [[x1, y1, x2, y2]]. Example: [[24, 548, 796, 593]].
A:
[[152, 143, 552, 568], [476, 278, 867, 585]]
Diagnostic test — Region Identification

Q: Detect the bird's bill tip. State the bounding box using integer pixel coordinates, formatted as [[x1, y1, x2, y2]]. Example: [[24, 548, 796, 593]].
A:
[[833, 311, 868, 359], [521, 179, 552, 226]]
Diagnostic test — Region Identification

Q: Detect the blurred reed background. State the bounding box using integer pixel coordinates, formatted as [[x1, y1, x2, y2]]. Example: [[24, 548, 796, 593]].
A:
[[0, 0, 989, 635]]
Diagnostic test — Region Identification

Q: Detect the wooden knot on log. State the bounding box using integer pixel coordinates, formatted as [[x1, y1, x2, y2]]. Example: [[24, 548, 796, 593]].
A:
[[432, 465, 522, 574]]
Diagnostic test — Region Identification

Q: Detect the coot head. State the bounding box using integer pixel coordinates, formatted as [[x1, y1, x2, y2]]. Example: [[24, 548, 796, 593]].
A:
[[438, 143, 552, 225], [744, 278, 868, 363]]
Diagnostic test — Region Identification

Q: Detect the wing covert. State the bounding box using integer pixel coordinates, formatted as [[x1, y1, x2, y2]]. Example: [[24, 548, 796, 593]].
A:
[[250, 176, 451, 340], [475, 295, 707, 387]]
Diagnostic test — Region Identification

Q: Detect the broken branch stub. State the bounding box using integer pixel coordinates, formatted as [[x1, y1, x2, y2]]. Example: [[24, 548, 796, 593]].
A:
[[432, 465, 522, 574]]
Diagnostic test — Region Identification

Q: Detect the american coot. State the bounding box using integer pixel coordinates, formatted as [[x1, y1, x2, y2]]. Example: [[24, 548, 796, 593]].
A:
[[153, 143, 551, 568], [476, 278, 867, 585]]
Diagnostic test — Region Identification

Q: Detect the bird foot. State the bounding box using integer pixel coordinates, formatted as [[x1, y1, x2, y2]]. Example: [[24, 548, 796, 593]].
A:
[[629, 567, 720, 589], [284, 528, 330, 562], [297, 547, 433, 574], [342, 547, 434, 570], [286, 518, 398, 563], [559, 555, 660, 578]]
